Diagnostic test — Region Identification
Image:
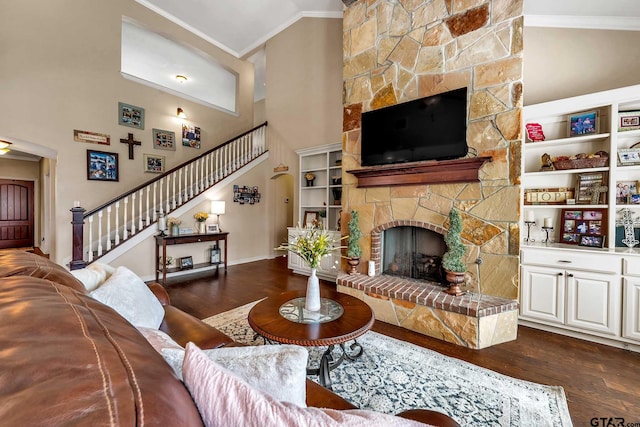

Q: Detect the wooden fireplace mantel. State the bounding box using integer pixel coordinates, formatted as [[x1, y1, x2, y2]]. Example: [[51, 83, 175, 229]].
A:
[[347, 157, 492, 188]]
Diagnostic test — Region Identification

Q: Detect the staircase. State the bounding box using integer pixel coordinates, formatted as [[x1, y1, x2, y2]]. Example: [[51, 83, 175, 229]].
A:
[[70, 122, 268, 269]]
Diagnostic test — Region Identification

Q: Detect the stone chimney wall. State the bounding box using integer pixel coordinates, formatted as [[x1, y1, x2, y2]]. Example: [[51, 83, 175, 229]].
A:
[[341, 0, 523, 299]]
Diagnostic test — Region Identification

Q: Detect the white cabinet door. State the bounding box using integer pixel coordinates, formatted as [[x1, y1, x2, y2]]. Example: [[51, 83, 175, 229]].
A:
[[520, 265, 565, 324], [566, 270, 621, 336], [623, 278, 640, 341]]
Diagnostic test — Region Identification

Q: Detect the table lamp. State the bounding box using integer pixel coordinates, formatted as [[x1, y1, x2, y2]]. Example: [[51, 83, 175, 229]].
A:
[[210, 200, 226, 231]]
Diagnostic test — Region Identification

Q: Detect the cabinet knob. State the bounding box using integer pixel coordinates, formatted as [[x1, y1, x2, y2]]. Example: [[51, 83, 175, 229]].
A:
[[557, 272, 563, 276], [567, 273, 574, 278], [558, 260, 572, 263]]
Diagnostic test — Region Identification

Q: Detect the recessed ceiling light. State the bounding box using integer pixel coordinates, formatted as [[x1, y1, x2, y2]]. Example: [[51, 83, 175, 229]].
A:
[[175, 75, 188, 83]]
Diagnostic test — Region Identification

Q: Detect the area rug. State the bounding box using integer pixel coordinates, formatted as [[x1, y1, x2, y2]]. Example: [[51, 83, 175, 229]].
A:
[[203, 301, 573, 427]]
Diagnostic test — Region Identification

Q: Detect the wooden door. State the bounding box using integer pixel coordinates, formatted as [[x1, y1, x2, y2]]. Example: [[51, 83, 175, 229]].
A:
[[0, 179, 34, 249]]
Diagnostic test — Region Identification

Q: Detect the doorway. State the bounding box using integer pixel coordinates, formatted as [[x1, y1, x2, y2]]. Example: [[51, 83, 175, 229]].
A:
[[0, 179, 35, 249]]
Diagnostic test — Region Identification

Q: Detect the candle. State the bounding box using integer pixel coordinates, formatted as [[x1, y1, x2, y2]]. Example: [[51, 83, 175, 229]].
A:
[[525, 211, 535, 222], [158, 216, 166, 232], [544, 217, 552, 228]]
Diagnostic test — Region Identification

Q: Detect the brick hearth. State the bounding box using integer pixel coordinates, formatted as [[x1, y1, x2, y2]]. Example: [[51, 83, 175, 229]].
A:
[[337, 272, 519, 349]]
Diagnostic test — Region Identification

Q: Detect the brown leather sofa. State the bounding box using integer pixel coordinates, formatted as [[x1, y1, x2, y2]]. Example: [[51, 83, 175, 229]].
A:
[[0, 251, 459, 426]]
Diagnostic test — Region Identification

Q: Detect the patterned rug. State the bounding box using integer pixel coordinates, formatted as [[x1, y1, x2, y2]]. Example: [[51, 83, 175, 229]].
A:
[[203, 301, 573, 427]]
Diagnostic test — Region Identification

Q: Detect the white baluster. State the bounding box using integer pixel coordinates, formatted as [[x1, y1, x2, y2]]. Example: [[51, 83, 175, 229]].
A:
[[153, 183, 157, 221], [138, 190, 143, 230], [123, 198, 128, 240], [166, 175, 170, 213], [145, 187, 150, 226], [106, 206, 112, 251], [178, 170, 183, 205], [88, 216, 94, 262], [131, 193, 136, 235], [97, 210, 103, 256], [159, 179, 164, 215], [189, 164, 194, 198], [115, 201, 120, 245], [172, 173, 177, 209]]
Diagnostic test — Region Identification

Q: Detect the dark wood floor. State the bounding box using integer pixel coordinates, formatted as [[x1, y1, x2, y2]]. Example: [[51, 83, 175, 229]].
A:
[[164, 257, 640, 427]]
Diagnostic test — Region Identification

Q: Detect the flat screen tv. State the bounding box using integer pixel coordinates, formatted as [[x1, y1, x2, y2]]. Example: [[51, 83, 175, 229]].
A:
[[361, 87, 468, 167]]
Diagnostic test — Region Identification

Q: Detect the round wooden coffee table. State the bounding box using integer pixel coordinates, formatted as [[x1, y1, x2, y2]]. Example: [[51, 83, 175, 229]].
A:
[[248, 289, 374, 389]]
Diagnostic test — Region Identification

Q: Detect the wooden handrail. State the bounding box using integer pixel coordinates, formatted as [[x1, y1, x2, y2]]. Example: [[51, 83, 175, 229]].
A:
[[84, 122, 267, 217]]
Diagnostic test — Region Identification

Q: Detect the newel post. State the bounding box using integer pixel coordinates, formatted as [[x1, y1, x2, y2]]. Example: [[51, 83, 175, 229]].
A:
[[70, 206, 86, 270]]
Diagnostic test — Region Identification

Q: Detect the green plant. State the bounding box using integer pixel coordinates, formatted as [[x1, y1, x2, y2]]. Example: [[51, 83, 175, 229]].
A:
[[275, 225, 342, 269], [347, 210, 362, 258], [442, 208, 467, 273]]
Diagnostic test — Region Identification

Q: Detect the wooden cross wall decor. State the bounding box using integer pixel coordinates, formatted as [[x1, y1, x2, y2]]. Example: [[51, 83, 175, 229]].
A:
[[120, 133, 141, 159]]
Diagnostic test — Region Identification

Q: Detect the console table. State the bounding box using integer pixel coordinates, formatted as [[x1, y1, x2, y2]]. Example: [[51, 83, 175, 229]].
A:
[[155, 232, 228, 285]]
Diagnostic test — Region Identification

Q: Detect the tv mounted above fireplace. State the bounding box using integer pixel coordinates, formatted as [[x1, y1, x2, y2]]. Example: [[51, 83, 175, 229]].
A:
[[360, 87, 468, 167]]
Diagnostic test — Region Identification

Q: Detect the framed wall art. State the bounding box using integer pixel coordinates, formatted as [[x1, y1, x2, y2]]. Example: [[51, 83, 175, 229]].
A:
[[74, 129, 110, 145], [152, 128, 176, 151], [568, 110, 597, 137], [618, 111, 640, 132], [232, 185, 261, 204], [87, 150, 119, 182], [143, 154, 165, 173], [118, 102, 145, 129], [182, 124, 201, 148], [559, 208, 607, 247]]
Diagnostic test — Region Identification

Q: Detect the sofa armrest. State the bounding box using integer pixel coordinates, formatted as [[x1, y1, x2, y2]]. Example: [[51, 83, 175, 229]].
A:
[[396, 409, 461, 427], [147, 282, 171, 305], [160, 305, 235, 349], [305, 380, 356, 409]]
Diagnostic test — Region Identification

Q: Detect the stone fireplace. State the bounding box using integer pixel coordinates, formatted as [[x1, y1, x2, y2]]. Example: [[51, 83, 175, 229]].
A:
[[337, 0, 523, 348]]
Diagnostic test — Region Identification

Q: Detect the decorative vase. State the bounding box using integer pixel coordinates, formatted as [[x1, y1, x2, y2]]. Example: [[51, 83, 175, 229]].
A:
[[195, 221, 206, 234], [347, 257, 360, 275], [305, 268, 321, 311], [444, 269, 466, 296], [170, 225, 179, 236]]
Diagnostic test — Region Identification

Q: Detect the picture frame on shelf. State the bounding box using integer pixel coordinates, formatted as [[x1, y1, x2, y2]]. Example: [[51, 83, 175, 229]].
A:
[[152, 128, 176, 151], [206, 224, 220, 233], [568, 110, 597, 137], [118, 102, 145, 129], [576, 172, 607, 204], [618, 111, 640, 132], [617, 148, 640, 165], [143, 154, 165, 173], [179, 256, 193, 270], [615, 180, 638, 204], [210, 245, 221, 264], [303, 210, 319, 227], [631, 194, 640, 205], [559, 208, 607, 246], [87, 150, 119, 182]]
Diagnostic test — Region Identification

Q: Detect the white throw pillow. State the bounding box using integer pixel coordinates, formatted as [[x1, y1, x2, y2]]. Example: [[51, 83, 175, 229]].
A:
[[182, 343, 425, 427], [70, 268, 104, 292], [90, 266, 164, 329], [163, 344, 308, 408], [137, 326, 183, 353]]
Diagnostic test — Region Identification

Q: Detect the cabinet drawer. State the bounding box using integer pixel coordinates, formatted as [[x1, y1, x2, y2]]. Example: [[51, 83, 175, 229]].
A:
[[521, 249, 620, 274], [622, 258, 640, 276]]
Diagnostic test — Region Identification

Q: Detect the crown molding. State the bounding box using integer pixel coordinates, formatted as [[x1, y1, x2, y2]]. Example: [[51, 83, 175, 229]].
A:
[[525, 14, 640, 31]]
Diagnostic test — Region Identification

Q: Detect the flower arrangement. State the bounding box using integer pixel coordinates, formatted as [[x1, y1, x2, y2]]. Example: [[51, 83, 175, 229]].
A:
[[194, 212, 209, 222], [167, 217, 181, 227], [276, 225, 344, 269]]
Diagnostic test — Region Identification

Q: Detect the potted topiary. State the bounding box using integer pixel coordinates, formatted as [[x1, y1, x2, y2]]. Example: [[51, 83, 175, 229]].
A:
[[346, 210, 362, 274], [441, 207, 466, 296]]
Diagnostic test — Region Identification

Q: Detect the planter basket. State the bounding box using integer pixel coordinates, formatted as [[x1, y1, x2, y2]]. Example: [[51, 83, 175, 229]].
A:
[[552, 157, 607, 170]]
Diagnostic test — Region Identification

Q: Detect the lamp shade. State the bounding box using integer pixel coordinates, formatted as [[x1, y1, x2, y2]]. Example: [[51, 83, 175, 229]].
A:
[[210, 200, 226, 215]]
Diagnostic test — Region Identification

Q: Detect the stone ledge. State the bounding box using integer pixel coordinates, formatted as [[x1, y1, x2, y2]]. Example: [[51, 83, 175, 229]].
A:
[[336, 272, 518, 317]]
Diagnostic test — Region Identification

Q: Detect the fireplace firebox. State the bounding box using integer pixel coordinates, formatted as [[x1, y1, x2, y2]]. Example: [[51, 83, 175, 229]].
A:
[[382, 226, 446, 283]]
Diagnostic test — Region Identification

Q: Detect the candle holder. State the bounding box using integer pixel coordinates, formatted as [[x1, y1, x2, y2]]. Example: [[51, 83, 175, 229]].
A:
[[524, 221, 536, 242], [541, 226, 554, 243]]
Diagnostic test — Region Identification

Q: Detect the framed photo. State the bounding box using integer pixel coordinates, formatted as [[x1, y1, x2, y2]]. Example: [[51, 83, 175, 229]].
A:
[[179, 256, 193, 270], [210, 246, 221, 264], [616, 180, 638, 203], [152, 128, 176, 151], [617, 148, 640, 165], [118, 102, 145, 129], [618, 111, 640, 132], [631, 194, 640, 205], [560, 208, 607, 247], [303, 210, 319, 227], [143, 154, 165, 173], [568, 110, 597, 137], [87, 150, 119, 182], [579, 235, 606, 248], [576, 172, 607, 204], [206, 224, 220, 233], [74, 129, 110, 145], [182, 124, 201, 148]]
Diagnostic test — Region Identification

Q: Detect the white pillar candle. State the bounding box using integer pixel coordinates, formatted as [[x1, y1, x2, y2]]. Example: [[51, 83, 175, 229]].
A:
[[158, 216, 166, 232], [368, 261, 375, 277], [543, 217, 552, 228], [525, 211, 535, 222]]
